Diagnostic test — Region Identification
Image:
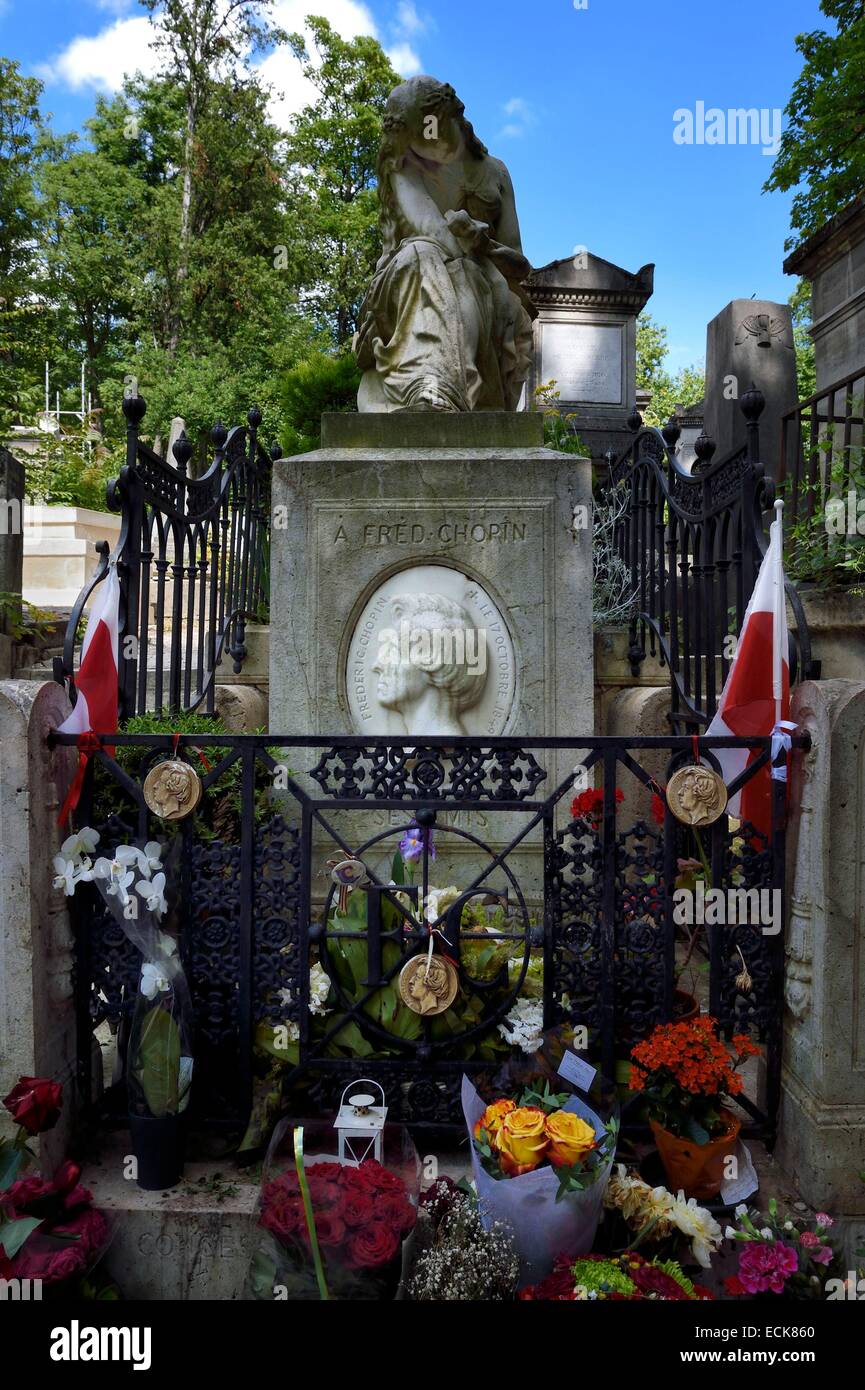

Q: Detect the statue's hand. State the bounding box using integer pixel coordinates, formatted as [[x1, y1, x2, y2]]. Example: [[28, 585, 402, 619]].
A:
[[445, 209, 490, 251]]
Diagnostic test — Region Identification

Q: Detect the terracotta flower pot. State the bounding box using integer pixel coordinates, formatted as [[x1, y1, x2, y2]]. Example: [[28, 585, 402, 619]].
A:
[[650, 1110, 740, 1200], [672, 989, 699, 1022]]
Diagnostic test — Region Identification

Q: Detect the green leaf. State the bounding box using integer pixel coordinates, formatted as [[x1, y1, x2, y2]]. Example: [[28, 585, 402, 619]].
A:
[[391, 850, 404, 886], [132, 1003, 182, 1117], [0, 1143, 24, 1191], [683, 1114, 711, 1146], [0, 1214, 42, 1258]]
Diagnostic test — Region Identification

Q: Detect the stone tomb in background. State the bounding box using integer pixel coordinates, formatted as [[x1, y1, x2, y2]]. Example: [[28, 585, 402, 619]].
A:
[[269, 412, 593, 896]]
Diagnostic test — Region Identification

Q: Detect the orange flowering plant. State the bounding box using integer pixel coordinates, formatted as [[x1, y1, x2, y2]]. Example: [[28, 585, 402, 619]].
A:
[[472, 1080, 618, 1199], [629, 1015, 760, 1144]]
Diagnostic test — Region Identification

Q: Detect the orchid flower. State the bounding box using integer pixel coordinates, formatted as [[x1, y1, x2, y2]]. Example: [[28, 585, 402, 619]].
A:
[[60, 827, 100, 861], [93, 855, 135, 906], [52, 854, 78, 897], [135, 872, 167, 918], [135, 841, 164, 878], [140, 962, 170, 999]]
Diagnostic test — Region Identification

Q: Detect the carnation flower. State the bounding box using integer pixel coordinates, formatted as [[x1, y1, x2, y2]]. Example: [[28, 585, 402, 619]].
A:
[[735, 1240, 799, 1294]]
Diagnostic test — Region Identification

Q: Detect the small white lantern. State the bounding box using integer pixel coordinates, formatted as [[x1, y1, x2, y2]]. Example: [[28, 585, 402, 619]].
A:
[[333, 1079, 387, 1166]]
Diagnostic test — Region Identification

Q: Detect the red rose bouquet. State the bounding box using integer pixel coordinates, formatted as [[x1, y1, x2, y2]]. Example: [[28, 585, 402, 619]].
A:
[[246, 1120, 419, 1300], [0, 1161, 113, 1291]]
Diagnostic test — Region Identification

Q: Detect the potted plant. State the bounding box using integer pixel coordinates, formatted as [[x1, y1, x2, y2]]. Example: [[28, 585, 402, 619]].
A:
[[629, 1015, 759, 1199]]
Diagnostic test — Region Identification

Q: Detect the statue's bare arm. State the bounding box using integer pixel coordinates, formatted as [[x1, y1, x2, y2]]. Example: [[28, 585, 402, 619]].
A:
[[386, 164, 464, 262]]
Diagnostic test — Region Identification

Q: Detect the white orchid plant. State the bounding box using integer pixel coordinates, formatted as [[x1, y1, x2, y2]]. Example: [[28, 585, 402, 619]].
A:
[[54, 828, 193, 1119]]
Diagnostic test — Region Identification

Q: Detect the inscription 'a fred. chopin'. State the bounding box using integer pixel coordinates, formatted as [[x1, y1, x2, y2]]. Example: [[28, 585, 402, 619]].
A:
[[331, 518, 529, 546]]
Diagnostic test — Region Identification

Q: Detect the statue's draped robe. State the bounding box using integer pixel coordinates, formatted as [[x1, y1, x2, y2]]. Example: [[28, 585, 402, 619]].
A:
[[355, 181, 534, 413]]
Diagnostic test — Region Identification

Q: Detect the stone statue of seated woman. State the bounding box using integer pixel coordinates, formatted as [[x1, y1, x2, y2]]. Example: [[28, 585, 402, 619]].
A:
[[353, 76, 536, 413]]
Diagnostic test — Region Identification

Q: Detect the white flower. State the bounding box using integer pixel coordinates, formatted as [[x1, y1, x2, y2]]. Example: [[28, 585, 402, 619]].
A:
[[136, 872, 167, 918], [671, 1196, 723, 1269], [734, 1203, 748, 1218], [308, 962, 332, 1015], [278, 987, 293, 1008], [140, 962, 170, 998], [497, 997, 544, 1054], [60, 827, 100, 861], [423, 885, 460, 923], [284, 1020, 300, 1042], [93, 856, 135, 906], [724, 1225, 738, 1239], [135, 841, 164, 878], [783, 1220, 794, 1231], [52, 854, 78, 896], [156, 931, 178, 959], [759, 1227, 774, 1240]]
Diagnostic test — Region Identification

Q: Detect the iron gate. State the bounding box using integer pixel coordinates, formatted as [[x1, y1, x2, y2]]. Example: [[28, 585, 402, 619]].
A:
[[57, 730, 805, 1141]]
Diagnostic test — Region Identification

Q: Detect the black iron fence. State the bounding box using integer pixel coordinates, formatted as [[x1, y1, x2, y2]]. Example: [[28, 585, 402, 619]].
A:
[[778, 366, 865, 559], [55, 395, 277, 720], [55, 729, 807, 1142], [611, 387, 812, 731]]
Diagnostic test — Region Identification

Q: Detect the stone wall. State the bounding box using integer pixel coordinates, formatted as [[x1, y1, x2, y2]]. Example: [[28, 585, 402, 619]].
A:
[[776, 679, 865, 1260], [0, 680, 77, 1170]]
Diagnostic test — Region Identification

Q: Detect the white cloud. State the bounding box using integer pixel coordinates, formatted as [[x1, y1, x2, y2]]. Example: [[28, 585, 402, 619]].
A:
[[499, 96, 537, 139], [395, 1, 426, 36], [386, 42, 422, 77], [37, 0, 426, 127], [36, 16, 161, 93]]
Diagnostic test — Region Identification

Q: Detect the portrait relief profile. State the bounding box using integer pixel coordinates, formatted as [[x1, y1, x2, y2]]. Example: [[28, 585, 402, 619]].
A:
[[353, 75, 536, 414], [345, 565, 516, 738]]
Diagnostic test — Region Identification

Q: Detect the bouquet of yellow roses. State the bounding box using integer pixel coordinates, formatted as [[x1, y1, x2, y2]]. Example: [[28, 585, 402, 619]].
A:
[[461, 1073, 618, 1288]]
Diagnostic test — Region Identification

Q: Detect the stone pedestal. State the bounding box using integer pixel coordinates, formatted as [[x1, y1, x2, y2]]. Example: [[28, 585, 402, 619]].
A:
[[269, 412, 593, 892], [776, 679, 865, 1259]]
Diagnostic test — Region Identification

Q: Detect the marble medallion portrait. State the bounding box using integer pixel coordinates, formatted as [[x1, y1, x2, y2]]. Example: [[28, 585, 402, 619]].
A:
[[345, 564, 516, 737]]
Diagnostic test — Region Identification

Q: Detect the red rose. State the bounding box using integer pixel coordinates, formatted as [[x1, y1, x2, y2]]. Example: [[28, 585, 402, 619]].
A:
[[723, 1274, 745, 1296], [312, 1211, 346, 1248], [307, 1178, 342, 1209], [53, 1161, 82, 1196], [345, 1220, 399, 1269], [307, 1162, 343, 1184], [352, 1162, 405, 1195], [342, 1191, 375, 1228], [2, 1076, 62, 1135], [260, 1191, 305, 1240], [374, 1192, 416, 1234]]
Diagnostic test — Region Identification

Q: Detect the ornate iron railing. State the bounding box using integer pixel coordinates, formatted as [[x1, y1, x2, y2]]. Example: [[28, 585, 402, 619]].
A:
[[54, 729, 808, 1144], [610, 387, 812, 731], [54, 394, 279, 720], [779, 365, 865, 537]]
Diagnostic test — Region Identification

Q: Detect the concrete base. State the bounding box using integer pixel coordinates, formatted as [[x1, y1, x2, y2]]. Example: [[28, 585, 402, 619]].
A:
[[85, 1133, 260, 1301]]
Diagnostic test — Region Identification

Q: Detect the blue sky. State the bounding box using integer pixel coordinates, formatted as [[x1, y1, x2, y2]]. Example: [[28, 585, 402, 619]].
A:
[[1, 0, 829, 372]]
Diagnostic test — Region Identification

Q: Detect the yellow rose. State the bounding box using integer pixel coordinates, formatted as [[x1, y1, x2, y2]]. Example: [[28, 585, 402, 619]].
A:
[[495, 1106, 549, 1175], [473, 1098, 516, 1144], [544, 1110, 597, 1169]]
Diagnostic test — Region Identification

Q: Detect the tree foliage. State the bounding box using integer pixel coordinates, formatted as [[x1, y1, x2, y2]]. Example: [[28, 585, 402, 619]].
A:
[[283, 16, 399, 344], [764, 0, 865, 244], [635, 314, 705, 429]]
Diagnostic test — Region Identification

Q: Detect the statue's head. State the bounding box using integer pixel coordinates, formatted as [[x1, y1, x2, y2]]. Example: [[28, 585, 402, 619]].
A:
[[372, 591, 487, 723], [380, 76, 487, 170]]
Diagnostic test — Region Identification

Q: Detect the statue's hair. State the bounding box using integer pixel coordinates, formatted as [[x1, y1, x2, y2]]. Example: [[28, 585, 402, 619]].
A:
[[376, 77, 488, 261], [388, 591, 487, 712]]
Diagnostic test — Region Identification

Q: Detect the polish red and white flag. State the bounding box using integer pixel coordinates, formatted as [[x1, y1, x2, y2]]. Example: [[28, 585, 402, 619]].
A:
[[706, 500, 790, 838], [58, 561, 121, 739]]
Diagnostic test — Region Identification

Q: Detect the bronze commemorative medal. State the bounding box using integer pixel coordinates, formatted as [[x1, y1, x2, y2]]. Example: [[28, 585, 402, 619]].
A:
[[665, 763, 728, 828], [398, 952, 459, 1017], [142, 759, 203, 821]]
